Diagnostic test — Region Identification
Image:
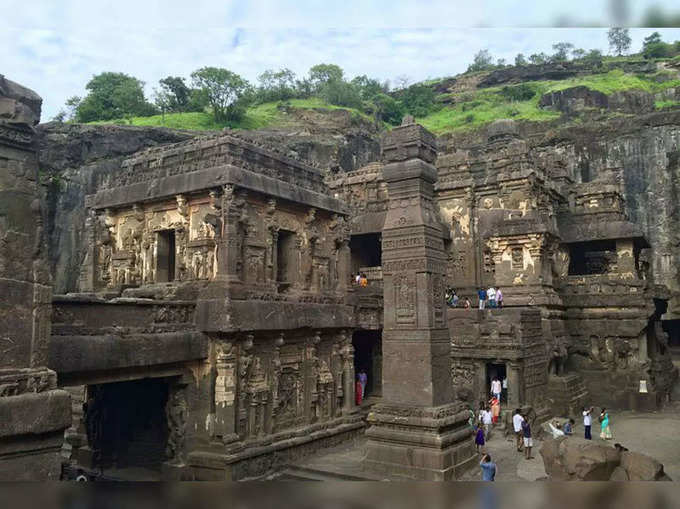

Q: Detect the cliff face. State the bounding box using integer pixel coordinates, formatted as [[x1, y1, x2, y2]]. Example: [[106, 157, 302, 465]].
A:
[[36, 123, 197, 293], [37, 120, 381, 293]]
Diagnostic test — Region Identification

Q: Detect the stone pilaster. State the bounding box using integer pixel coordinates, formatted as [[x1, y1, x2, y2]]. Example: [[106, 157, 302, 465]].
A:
[[0, 75, 71, 479], [363, 119, 475, 480]]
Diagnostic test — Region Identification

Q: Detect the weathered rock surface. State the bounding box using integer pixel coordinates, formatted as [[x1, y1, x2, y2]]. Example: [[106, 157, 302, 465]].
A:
[[540, 437, 672, 481], [539, 86, 655, 115], [36, 123, 198, 293], [37, 119, 380, 294]]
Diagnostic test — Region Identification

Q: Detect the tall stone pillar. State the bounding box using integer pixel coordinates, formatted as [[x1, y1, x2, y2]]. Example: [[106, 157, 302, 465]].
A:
[[0, 75, 71, 479], [364, 119, 475, 480]]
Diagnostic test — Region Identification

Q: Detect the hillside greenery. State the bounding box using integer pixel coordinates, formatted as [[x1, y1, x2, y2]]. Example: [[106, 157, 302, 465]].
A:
[[71, 30, 680, 135]]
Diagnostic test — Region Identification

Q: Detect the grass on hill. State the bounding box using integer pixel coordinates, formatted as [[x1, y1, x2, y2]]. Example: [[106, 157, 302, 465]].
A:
[[86, 98, 373, 131], [418, 70, 680, 134]]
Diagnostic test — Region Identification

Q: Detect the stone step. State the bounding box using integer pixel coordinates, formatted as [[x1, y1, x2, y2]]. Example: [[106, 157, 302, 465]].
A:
[[273, 464, 373, 481]]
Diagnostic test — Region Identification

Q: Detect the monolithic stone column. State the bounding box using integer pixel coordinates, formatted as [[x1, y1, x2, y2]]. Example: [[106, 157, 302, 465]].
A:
[[0, 75, 71, 479], [364, 119, 475, 480]]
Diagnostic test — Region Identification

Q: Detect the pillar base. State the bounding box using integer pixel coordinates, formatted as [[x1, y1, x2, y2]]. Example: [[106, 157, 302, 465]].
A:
[[363, 402, 477, 480]]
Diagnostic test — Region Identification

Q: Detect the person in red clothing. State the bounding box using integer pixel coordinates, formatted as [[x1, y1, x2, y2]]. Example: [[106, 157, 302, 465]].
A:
[[355, 376, 363, 406]]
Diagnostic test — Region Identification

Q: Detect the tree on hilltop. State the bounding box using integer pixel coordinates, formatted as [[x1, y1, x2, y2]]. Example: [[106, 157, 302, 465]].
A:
[[552, 42, 574, 61], [308, 63, 344, 91], [190, 67, 251, 122], [157, 76, 192, 112], [514, 53, 527, 66], [74, 72, 156, 122], [467, 49, 495, 72], [608, 28, 631, 56]]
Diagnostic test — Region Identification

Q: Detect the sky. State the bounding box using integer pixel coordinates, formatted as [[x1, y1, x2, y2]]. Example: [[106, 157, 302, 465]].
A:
[[2, 1, 680, 121]]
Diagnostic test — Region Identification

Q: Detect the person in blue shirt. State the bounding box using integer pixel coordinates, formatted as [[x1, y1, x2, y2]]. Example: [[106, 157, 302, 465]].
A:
[[480, 454, 497, 481], [477, 288, 487, 309], [563, 418, 574, 435]]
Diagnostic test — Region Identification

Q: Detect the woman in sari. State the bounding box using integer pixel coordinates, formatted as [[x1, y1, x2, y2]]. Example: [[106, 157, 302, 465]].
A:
[[489, 396, 500, 424], [599, 408, 612, 440]]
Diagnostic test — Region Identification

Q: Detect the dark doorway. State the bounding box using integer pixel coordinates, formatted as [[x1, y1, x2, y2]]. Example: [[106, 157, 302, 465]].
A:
[[663, 319, 680, 349], [276, 229, 296, 289], [156, 230, 176, 282], [85, 378, 169, 472], [567, 240, 617, 275], [486, 362, 507, 403], [352, 330, 382, 400], [350, 233, 382, 274]]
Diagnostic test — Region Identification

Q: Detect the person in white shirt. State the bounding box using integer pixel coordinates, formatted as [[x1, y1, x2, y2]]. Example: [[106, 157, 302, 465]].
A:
[[487, 287, 496, 308], [482, 406, 493, 439], [490, 377, 502, 402], [512, 409, 524, 452], [583, 406, 594, 440]]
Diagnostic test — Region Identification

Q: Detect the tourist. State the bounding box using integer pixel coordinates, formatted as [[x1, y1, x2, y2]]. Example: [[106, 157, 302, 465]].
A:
[[478, 288, 487, 309], [474, 424, 485, 453], [496, 287, 503, 308], [563, 418, 574, 435], [358, 369, 368, 399], [480, 454, 497, 481], [359, 273, 368, 287], [599, 408, 612, 440], [451, 290, 459, 307], [521, 414, 533, 459], [487, 286, 496, 308], [583, 406, 593, 440], [489, 395, 500, 424], [512, 409, 524, 452], [355, 376, 363, 406], [548, 420, 565, 439], [464, 297, 471, 309], [477, 402, 486, 425], [490, 376, 502, 403], [354, 272, 361, 285], [502, 376, 507, 400], [482, 406, 493, 439], [467, 405, 476, 431]]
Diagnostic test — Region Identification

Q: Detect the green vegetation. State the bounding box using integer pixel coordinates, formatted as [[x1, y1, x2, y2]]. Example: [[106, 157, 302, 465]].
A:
[[417, 70, 680, 134], [86, 97, 379, 131], [655, 100, 680, 110]]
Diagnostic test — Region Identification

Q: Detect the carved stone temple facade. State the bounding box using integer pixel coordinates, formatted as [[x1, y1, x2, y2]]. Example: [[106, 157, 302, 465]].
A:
[[1, 76, 678, 480]]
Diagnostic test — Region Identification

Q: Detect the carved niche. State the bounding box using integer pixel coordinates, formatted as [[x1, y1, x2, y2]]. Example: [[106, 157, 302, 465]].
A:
[[394, 273, 416, 325]]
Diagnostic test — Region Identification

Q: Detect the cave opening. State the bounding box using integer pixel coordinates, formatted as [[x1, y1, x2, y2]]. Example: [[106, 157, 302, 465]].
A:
[[84, 378, 169, 474], [350, 233, 382, 274], [567, 240, 617, 275]]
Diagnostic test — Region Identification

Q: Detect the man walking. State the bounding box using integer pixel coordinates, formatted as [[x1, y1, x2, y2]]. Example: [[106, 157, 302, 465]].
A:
[[512, 409, 524, 452], [583, 406, 594, 440], [490, 376, 502, 403], [478, 288, 487, 309], [482, 405, 493, 440], [496, 287, 503, 309], [487, 286, 496, 308]]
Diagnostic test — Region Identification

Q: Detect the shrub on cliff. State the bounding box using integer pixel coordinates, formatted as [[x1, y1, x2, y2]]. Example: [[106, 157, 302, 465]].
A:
[[190, 67, 252, 122]]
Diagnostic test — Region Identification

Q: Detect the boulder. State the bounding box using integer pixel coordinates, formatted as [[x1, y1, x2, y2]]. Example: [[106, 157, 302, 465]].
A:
[[621, 451, 672, 481], [559, 437, 621, 480], [539, 436, 567, 479], [539, 436, 620, 480], [609, 466, 629, 481]]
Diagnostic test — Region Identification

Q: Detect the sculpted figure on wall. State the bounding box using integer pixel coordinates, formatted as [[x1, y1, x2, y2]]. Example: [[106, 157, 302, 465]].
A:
[[166, 386, 188, 465]]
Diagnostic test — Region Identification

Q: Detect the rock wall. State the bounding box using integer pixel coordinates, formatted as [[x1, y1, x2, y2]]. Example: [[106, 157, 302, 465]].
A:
[[442, 110, 680, 317], [38, 120, 380, 294], [0, 75, 71, 480]]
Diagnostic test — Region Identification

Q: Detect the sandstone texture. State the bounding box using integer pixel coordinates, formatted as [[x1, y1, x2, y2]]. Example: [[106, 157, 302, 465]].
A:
[[540, 436, 672, 481]]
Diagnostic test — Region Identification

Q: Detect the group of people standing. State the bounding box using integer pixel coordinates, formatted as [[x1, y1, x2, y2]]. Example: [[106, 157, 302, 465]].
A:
[[477, 403, 614, 481], [582, 406, 613, 441], [477, 286, 503, 309]]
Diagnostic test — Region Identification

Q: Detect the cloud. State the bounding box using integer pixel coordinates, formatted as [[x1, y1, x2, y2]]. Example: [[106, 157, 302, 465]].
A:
[[1, 2, 679, 120]]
